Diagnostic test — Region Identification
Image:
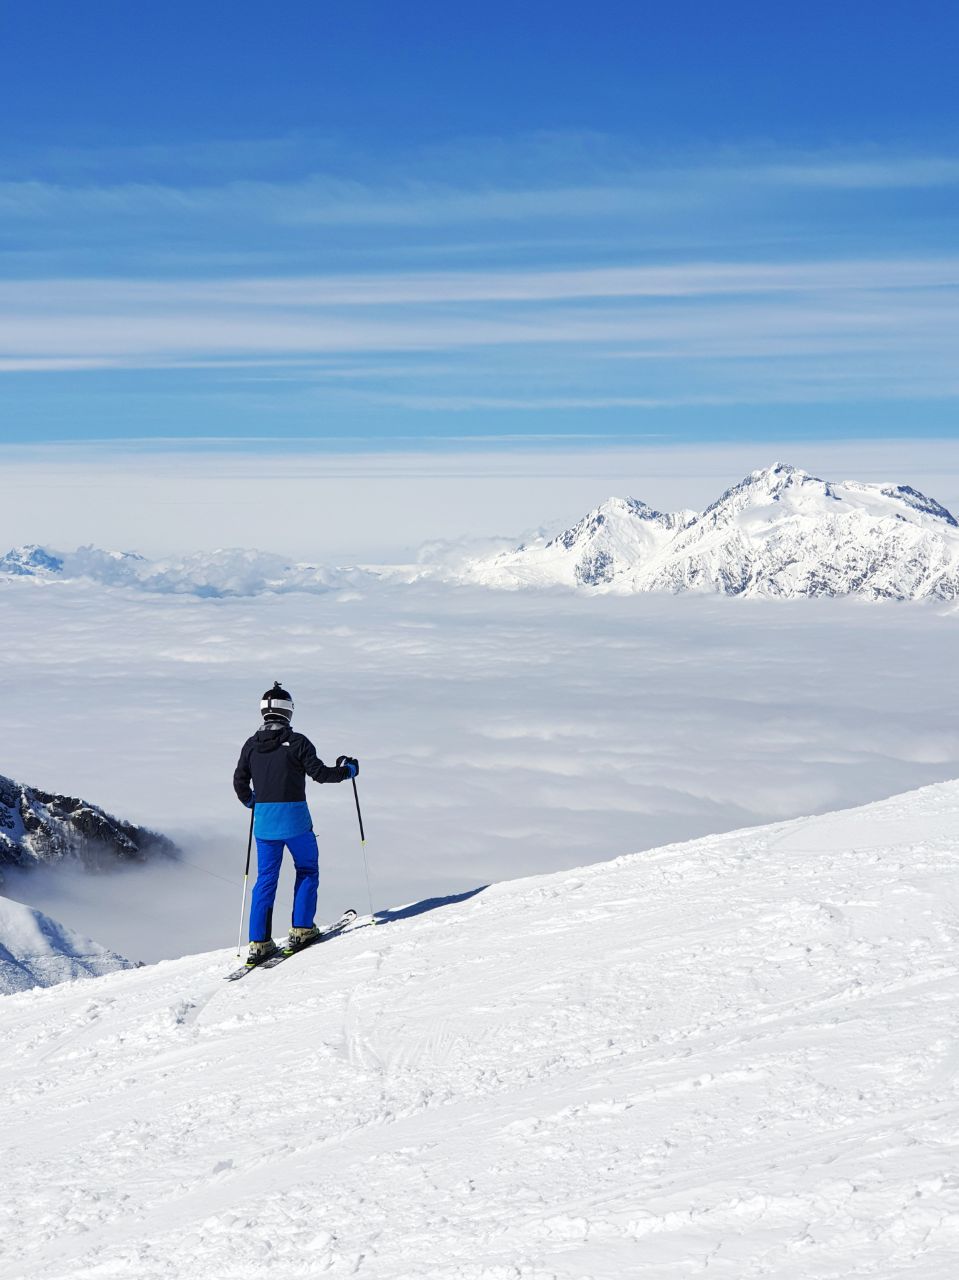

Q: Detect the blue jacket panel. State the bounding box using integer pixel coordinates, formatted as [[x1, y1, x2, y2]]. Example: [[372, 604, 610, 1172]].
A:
[[253, 800, 313, 841]]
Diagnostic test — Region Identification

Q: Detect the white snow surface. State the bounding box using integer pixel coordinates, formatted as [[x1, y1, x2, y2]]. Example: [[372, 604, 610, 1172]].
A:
[[0, 894, 132, 994], [4, 780, 959, 1278], [460, 462, 959, 598]]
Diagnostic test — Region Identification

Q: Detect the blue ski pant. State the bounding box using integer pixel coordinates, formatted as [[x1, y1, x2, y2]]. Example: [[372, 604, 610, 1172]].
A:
[[249, 829, 319, 942]]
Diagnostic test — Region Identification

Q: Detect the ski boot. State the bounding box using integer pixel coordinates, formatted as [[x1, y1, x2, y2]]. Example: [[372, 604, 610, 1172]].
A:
[[246, 938, 279, 967], [286, 924, 322, 953]]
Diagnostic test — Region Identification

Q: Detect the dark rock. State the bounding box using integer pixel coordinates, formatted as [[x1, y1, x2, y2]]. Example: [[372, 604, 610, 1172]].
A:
[[0, 773, 176, 874]]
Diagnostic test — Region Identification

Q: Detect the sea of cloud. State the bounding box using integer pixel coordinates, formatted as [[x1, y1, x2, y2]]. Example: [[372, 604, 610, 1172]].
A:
[[2, 576, 957, 964]]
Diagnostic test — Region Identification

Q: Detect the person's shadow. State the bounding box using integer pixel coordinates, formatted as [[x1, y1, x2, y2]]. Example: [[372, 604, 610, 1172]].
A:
[[372, 885, 487, 925]]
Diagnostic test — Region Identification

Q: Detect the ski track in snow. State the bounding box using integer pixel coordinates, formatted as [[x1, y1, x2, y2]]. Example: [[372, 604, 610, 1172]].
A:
[[3, 782, 959, 1278]]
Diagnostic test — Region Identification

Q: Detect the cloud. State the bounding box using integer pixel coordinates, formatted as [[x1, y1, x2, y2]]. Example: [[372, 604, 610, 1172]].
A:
[[0, 357, 124, 372], [349, 380, 959, 412], [0, 174, 681, 227], [764, 156, 959, 189], [1, 137, 954, 430], [4, 256, 959, 308], [0, 259, 956, 380], [4, 577, 958, 961], [2, 145, 958, 228]]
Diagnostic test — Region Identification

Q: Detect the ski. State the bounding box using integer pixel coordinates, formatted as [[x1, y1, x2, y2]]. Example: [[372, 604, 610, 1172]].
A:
[[224, 909, 358, 981], [260, 908, 358, 968], [224, 953, 274, 982]]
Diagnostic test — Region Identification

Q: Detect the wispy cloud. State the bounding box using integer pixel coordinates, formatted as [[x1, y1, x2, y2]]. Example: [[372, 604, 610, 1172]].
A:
[[4, 256, 958, 308], [1, 271, 955, 357], [1, 138, 956, 438], [0, 175, 697, 229], [353, 381, 959, 413], [2, 146, 958, 230], [1, 254, 956, 426], [764, 156, 959, 189], [0, 357, 126, 372]]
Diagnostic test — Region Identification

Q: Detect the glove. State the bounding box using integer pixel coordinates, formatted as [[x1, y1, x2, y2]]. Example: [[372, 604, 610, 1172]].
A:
[[336, 755, 359, 779], [244, 795, 255, 809]]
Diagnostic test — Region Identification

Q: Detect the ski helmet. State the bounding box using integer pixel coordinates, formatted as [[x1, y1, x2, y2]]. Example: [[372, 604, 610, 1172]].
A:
[[261, 681, 294, 723]]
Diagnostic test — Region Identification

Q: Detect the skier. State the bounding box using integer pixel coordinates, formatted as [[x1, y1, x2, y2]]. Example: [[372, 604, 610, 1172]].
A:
[[233, 682, 358, 964]]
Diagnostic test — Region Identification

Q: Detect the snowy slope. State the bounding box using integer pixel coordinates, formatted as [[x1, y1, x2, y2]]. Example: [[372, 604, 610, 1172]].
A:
[[462, 462, 959, 598], [463, 496, 697, 589], [0, 894, 132, 994], [3, 781, 959, 1278]]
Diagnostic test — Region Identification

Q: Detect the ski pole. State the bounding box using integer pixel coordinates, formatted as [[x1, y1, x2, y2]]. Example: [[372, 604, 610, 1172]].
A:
[[235, 805, 255, 956], [351, 778, 375, 924]]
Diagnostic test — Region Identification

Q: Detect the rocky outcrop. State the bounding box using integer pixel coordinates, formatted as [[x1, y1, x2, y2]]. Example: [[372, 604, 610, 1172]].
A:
[[0, 774, 175, 873]]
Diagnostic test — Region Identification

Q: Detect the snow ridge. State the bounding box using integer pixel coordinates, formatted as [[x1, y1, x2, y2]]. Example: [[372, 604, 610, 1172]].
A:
[[460, 462, 959, 599], [0, 894, 132, 994]]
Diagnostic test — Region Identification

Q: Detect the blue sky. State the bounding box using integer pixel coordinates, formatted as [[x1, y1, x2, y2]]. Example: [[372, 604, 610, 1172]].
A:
[[1, 0, 957, 446]]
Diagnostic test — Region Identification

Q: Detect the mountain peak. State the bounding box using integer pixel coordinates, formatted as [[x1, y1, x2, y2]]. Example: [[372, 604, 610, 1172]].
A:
[[544, 496, 673, 555], [0, 773, 177, 872], [461, 463, 959, 600], [703, 462, 828, 518], [594, 495, 658, 516], [751, 461, 803, 482], [0, 544, 64, 577]]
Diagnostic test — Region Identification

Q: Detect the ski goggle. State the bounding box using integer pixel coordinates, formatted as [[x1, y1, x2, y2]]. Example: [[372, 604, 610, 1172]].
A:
[[260, 696, 294, 717]]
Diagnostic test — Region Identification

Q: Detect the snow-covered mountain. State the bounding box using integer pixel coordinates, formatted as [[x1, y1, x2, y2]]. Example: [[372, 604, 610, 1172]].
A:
[[0, 894, 133, 994], [0, 773, 175, 874], [0, 543, 355, 597], [0, 544, 65, 576], [3, 779, 959, 1276], [460, 462, 959, 599], [7, 463, 959, 601]]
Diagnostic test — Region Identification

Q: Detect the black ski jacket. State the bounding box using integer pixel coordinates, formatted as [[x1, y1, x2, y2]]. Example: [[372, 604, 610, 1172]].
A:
[[233, 726, 351, 807]]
